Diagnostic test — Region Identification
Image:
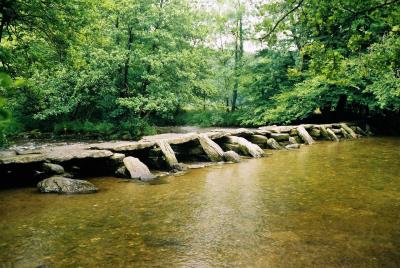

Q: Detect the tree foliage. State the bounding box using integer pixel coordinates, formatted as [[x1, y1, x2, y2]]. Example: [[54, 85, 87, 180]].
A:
[[0, 0, 399, 140]]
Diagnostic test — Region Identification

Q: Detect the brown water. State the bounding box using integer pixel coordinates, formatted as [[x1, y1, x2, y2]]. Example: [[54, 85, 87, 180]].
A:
[[1, 137, 400, 267]]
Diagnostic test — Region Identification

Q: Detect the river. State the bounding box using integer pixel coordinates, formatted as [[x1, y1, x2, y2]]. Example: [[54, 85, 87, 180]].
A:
[[0, 137, 399, 267]]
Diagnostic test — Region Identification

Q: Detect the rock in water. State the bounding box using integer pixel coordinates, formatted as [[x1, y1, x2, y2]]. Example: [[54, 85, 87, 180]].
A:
[[286, 144, 301, 149], [297, 125, 314, 145], [355, 126, 367, 136], [123, 157, 157, 181], [225, 136, 264, 158], [250, 135, 269, 146], [115, 166, 128, 178], [198, 134, 224, 162], [270, 133, 290, 141], [341, 128, 353, 139], [340, 123, 357, 139], [288, 137, 297, 144], [267, 138, 284, 150], [319, 126, 330, 140], [223, 151, 241, 163], [171, 163, 188, 172], [156, 140, 178, 167], [309, 128, 321, 138], [37, 176, 98, 194], [42, 163, 65, 175], [326, 128, 340, 141]]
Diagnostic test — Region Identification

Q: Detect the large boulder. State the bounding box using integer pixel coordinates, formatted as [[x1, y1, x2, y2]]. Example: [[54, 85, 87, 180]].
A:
[[223, 151, 241, 163], [37, 176, 98, 194], [123, 156, 157, 181], [42, 163, 65, 175]]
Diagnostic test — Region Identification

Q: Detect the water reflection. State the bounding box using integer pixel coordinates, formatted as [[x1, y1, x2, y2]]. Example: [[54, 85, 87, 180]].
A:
[[0, 137, 400, 267]]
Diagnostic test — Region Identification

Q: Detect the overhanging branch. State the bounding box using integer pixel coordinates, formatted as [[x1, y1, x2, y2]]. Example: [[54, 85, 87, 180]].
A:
[[260, 0, 305, 41]]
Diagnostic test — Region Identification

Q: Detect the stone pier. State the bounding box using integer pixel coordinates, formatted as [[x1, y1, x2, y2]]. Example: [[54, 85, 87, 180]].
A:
[[0, 122, 368, 189]]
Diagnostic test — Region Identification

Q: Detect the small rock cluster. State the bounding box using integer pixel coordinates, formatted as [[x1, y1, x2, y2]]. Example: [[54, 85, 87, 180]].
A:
[[36, 162, 98, 194]]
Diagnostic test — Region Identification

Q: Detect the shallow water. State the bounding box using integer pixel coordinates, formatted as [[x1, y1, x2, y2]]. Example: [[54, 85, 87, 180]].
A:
[[1, 137, 400, 267]]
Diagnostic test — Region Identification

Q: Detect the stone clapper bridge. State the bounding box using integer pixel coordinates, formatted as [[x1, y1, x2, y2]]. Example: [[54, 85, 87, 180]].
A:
[[0, 123, 368, 193]]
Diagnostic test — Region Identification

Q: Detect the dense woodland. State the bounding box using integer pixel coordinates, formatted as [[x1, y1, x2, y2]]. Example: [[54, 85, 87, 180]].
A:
[[0, 0, 399, 145]]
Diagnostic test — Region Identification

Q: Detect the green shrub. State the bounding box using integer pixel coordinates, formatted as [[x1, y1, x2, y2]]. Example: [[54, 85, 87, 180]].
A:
[[52, 118, 156, 140], [175, 110, 241, 127]]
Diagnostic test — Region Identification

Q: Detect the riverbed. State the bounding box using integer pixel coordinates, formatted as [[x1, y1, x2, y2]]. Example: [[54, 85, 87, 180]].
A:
[[1, 137, 399, 267]]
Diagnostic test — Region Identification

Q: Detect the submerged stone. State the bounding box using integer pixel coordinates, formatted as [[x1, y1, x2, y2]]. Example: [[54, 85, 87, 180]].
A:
[[286, 144, 301, 150], [115, 166, 128, 178], [223, 151, 241, 163], [171, 163, 188, 172], [138, 174, 158, 182], [37, 176, 98, 194]]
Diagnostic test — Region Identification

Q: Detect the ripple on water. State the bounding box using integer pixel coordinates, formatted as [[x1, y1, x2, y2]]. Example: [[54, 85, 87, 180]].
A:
[[0, 137, 400, 267]]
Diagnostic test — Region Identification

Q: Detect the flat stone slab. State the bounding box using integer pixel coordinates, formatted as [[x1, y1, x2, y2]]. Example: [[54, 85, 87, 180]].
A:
[[90, 141, 156, 152], [141, 133, 199, 144]]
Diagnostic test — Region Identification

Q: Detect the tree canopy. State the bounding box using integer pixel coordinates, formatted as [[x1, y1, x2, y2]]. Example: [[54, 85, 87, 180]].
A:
[[0, 0, 399, 144]]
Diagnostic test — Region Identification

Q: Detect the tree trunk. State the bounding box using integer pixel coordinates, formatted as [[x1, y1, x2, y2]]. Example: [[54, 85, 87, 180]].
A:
[[336, 94, 347, 117], [0, 15, 5, 44], [231, 16, 243, 112], [122, 26, 133, 93]]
